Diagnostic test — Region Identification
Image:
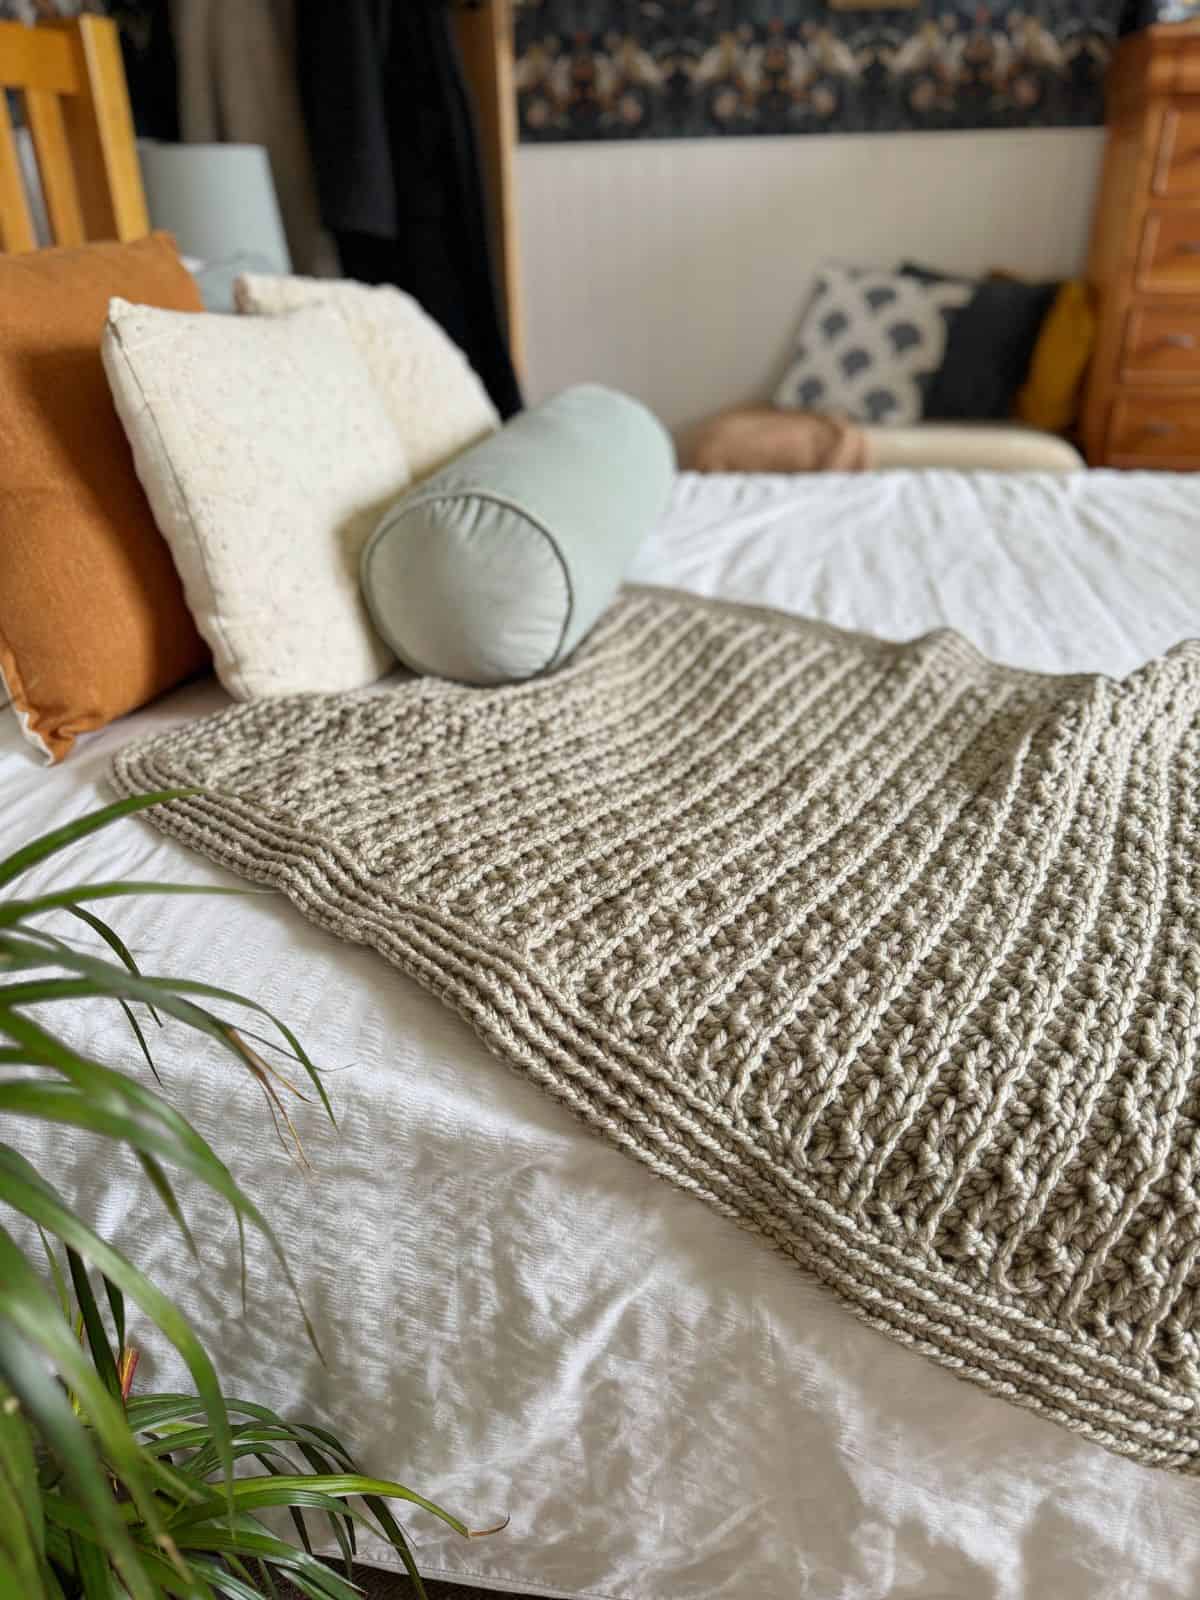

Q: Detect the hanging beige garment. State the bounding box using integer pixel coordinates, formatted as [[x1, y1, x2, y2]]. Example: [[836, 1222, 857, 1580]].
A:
[[170, 0, 335, 274]]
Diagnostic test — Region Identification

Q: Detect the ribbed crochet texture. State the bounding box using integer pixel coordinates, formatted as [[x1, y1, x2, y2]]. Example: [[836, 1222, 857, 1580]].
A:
[[112, 587, 1200, 1473]]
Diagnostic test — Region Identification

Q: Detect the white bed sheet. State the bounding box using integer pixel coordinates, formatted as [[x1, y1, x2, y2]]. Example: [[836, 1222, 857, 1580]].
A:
[[8, 469, 1200, 1600]]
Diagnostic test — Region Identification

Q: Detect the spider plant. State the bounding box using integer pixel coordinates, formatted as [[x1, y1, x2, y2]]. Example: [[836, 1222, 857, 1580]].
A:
[[0, 792, 478, 1600]]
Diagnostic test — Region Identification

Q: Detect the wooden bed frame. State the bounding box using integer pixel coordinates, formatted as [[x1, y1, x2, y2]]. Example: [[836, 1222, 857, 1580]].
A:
[[0, 7, 524, 365]]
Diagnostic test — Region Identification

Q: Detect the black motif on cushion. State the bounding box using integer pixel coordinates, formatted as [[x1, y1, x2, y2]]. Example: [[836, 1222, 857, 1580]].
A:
[[796, 376, 826, 407], [888, 321, 922, 354], [841, 347, 872, 379], [863, 388, 899, 422], [820, 310, 849, 340], [865, 285, 898, 310]]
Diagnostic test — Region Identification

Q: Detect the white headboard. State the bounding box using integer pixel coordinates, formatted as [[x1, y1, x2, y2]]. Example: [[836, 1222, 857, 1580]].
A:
[[516, 126, 1105, 430]]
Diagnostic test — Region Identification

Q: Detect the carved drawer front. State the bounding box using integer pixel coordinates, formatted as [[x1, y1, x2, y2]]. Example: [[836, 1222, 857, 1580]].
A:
[[1137, 210, 1200, 290], [1122, 303, 1200, 379], [1153, 103, 1200, 198], [1109, 391, 1200, 462]]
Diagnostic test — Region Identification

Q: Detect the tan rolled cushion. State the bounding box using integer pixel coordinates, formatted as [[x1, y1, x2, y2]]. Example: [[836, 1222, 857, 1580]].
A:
[[0, 233, 208, 763], [233, 273, 498, 480], [680, 407, 870, 473]]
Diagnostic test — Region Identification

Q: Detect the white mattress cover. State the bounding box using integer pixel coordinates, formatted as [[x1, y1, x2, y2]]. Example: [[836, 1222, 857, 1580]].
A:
[[8, 469, 1200, 1600]]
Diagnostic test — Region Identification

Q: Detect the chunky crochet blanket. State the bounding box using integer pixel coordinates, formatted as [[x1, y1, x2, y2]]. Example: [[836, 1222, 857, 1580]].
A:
[[112, 587, 1200, 1473]]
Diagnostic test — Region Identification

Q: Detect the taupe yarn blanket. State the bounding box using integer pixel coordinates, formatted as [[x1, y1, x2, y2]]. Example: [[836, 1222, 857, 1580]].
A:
[[112, 587, 1200, 1473]]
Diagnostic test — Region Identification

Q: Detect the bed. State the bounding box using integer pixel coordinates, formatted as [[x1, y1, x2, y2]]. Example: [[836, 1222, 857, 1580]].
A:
[[8, 468, 1200, 1600]]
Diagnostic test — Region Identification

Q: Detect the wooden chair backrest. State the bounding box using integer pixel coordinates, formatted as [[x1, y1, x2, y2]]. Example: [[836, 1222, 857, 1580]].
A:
[[0, 14, 148, 253]]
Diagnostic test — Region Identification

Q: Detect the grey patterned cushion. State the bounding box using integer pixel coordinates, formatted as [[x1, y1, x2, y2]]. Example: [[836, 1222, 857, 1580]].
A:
[[774, 264, 971, 425]]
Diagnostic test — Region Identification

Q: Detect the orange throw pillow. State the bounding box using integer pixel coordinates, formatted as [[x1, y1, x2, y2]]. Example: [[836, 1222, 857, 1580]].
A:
[[0, 233, 209, 762], [1015, 279, 1097, 434]]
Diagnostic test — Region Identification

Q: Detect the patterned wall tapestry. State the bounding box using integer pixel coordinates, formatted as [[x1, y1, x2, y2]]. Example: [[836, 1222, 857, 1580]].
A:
[[513, 0, 1130, 141]]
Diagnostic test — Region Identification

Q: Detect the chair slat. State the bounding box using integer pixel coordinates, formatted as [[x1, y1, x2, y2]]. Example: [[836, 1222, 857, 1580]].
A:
[[25, 88, 84, 247], [59, 15, 147, 242], [0, 21, 78, 94], [0, 92, 36, 253]]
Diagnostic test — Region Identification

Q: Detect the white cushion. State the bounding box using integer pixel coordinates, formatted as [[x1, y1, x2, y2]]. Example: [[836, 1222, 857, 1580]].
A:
[[234, 273, 498, 481], [102, 298, 410, 700], [774, 264, 971, 425], [864, 423, 1084, 472]]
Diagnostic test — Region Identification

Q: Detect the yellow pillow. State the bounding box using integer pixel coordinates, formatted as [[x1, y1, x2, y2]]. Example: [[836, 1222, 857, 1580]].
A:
[[1015, 279, 1096, 434]]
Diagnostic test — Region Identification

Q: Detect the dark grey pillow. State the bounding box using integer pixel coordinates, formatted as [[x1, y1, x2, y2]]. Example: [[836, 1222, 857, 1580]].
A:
[[902, 263, 1058, 422]]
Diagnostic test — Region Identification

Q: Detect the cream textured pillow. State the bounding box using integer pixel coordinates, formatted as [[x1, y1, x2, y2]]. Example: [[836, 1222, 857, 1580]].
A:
[[102, 298, 410, 700], [234, 273, 498, 481]]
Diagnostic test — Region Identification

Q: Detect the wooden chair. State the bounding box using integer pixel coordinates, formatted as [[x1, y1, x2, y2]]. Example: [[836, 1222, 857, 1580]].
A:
[[0, 14, 148, 254], [0, 7, 524, 371]]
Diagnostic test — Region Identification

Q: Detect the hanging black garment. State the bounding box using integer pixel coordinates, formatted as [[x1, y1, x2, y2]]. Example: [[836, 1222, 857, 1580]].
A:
[[109, 0, 180, 142], [294, 0, 522, 419]]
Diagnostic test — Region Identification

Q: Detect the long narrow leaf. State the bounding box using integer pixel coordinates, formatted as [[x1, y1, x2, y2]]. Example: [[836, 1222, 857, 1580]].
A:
[[69, 1530, 114, 1600], [0, 1081, 220, 1261], [0, 882, 254, 929], [0, 1379, 44, 1593], [102, 1277, 126, 1357], [186, 1559, 283, 1600], [0, 1318, 153, 1600], [9, 916, 163, 1081], [65, 1251, 121, 1402], [0, 1043, 300, 1344], [0, 791, 199, 890], [0, 940, 334, 1125], [168, 1524, 364, 1600], [36, 1229, 71, 1323], [63, 903, 162, 1026], [0, 1235, 196, 1516], [169, 1475, 468, 1537], [0, 1150, 234, 1497]]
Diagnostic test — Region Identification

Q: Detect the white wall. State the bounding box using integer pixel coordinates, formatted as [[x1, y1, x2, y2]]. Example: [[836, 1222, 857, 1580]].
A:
[[515, 127, 1106, 430]]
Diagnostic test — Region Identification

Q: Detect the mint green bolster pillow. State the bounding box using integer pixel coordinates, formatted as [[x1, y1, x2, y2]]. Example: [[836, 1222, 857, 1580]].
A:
[[360, 384, 675, 684]]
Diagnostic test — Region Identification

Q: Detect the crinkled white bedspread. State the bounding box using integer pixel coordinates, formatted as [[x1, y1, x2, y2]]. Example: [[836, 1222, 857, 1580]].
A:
[[7, 470, 1200, 1599]]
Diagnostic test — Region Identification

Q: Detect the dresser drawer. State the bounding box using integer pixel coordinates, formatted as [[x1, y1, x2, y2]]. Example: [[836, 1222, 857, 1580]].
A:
[[1152, 104, 1200, 198], [1137, 210, 1200, 291], [1122, 303, 1200, 379], [1108, 392, 1200, 462]]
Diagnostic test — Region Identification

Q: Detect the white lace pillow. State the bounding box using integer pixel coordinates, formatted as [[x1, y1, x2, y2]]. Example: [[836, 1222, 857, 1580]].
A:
[[774, 264, 971, 425], [102, 299, 410, 701], [234, 274, 499, 481]]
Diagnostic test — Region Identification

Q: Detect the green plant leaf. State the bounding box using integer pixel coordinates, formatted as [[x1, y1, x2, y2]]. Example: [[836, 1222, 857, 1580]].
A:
[[103, 1539, 215, 1600], [36, 1228, 71, 1323], [70, 1530, 115, 1600], [0, 939, 335, 1127], [65, 1251, 122, 1403], [0, 1149, 234, 1497], [62, 903, 162, 1025], [0, 1305, 154, 1600], [0, 1016, 302, 1338], [170, 1475, 468, 1537], [167, 1522, 364, 1600], [20, 911, 164, 1082], [102, 1277, 126, 1358], [0, 791, 200, 891], [0, 1379, 44, 1595], [0, 881, 253, 929], [0, 1080, 220, 1261], [185, 1559, 284, 1600]]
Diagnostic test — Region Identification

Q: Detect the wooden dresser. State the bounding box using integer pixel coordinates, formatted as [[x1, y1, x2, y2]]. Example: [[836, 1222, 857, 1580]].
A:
[[1082, 21, 1200, 468]]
